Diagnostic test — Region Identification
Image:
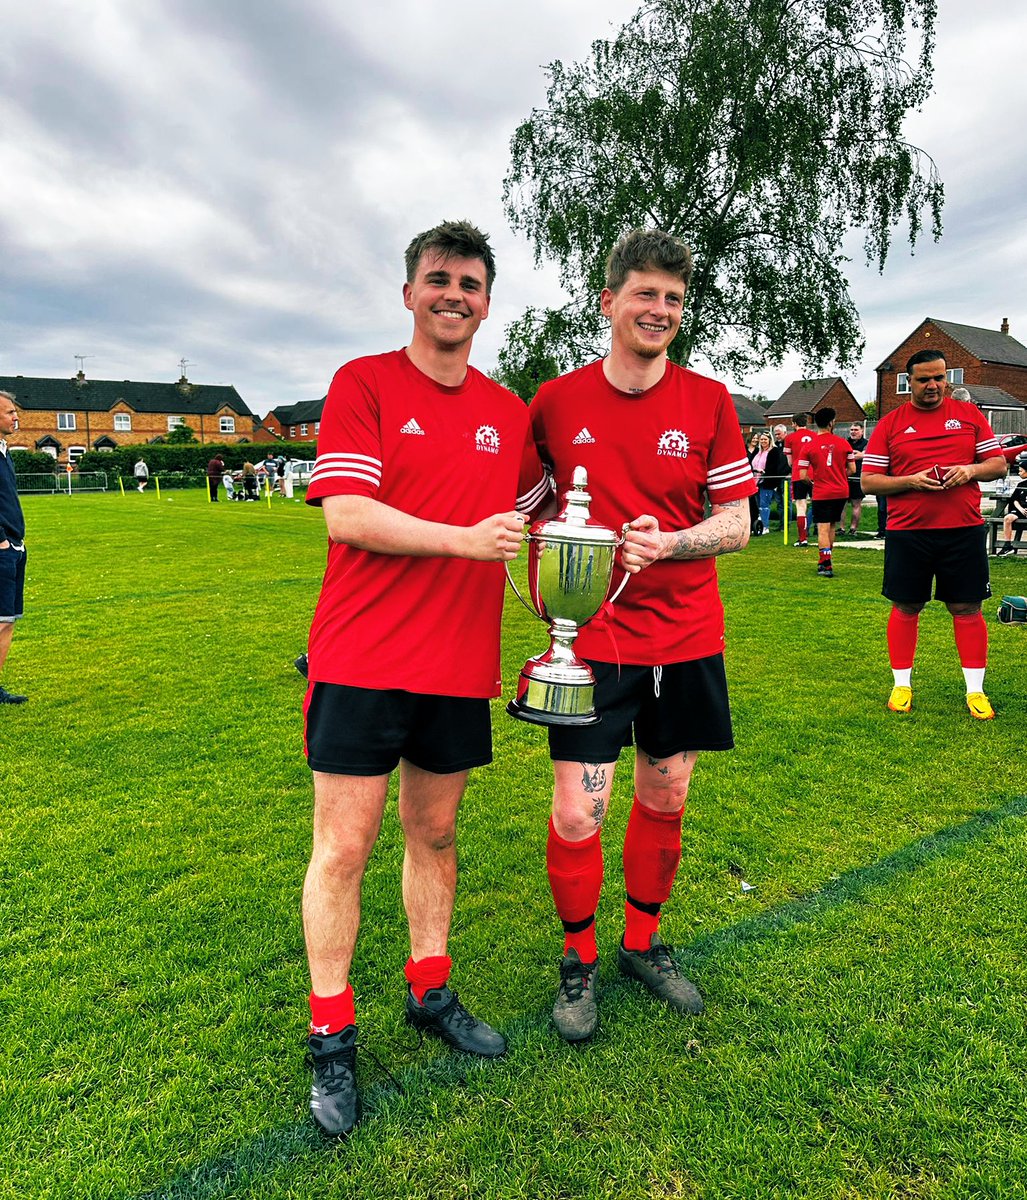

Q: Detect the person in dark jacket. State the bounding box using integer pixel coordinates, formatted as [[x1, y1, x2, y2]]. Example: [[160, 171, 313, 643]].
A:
[[0, 391, 28, 704], [206, 453, 225, 502]]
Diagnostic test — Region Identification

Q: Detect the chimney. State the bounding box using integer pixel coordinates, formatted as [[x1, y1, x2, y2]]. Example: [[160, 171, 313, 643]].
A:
[[1001, 317, 1010, 335]]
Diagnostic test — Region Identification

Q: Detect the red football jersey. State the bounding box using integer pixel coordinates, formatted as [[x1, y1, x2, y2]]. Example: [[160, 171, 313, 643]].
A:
[[305, 349, 549, 697], [783, 429, 815, 480], [529, 359, 755, 666], [797, 432, 854, 500], [863, 398, 1001, 531]]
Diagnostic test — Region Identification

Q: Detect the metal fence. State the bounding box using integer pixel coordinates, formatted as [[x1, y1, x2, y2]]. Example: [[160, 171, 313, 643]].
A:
[[15, 472, 108, 494]]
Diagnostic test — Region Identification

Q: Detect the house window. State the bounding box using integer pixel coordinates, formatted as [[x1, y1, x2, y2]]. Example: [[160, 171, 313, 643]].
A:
[[290, 426, 297, 437], [58, 413, 77, 430], [68, 445, 86, 463], [114, 413, 132, 431], [896, 374, 910, 394], [947, 368, 964, 385], [219, 416, 236, 433], [314, 422, 320, 435], [300, 424, 308, 437], [168, 416, 185, 431]]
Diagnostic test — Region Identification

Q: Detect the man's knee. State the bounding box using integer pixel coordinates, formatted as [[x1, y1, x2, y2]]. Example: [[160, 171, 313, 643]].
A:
[[946, 601, 982, 617]]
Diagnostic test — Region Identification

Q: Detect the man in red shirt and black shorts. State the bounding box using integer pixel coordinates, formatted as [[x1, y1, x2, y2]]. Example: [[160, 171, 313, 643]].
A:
[[797, 408, 855, 578], [783, 413, 815, 546], [527, 229, 754, 1044], [300, 220, 550, 1136], [862, 349, 1006, 720]]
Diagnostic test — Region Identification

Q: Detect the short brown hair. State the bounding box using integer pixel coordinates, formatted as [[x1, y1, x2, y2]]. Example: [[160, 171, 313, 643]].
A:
[[605, 229, 692, 293], [404, 220, 496, 293]]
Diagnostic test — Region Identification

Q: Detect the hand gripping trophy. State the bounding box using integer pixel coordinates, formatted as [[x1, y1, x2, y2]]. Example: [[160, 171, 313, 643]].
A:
[[507, 466, 627, 725]]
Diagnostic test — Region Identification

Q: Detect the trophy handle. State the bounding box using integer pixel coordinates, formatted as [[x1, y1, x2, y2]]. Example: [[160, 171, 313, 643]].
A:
[[504, 561, 545, 621]]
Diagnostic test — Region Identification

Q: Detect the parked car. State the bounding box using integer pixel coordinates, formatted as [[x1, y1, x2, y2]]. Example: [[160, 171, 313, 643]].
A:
[[287, 459, 315, 484]]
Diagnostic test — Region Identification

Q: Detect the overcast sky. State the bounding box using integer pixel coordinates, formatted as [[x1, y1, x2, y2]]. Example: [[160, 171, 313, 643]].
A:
[[2, 0, 1025, 418]]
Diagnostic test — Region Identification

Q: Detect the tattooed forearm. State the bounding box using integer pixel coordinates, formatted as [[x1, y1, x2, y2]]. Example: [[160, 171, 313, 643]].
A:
[[581, 764, 607, 793], [664, 501, 748, 560]]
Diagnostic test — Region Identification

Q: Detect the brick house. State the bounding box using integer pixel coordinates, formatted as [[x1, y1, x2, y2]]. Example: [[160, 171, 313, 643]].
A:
[[0, 371, 255, 464], [875, 318, 1027, 427], [764, 377, 864, 427], [258, 398, 325, 445]]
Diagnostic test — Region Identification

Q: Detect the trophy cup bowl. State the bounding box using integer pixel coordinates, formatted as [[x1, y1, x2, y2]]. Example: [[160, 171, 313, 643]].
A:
[[506, 466, 626, 726]]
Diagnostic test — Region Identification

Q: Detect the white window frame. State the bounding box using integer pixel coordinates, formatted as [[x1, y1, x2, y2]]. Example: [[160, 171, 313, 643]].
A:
[[58, 412, 77, 430], [219, 416, 236, 434], [947, 368, 964, 385], [896, 373, 910, 394], [300, 424, 308, 437], [167, 416, 185, 431], [68, 445, 86, 463], [290, 426, 297, 437], [314, 421, 320, 435], [114, 413, 132, 431]]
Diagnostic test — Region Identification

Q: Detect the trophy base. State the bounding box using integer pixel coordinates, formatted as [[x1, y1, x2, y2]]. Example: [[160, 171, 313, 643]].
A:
[[506, 670, 602, 727]]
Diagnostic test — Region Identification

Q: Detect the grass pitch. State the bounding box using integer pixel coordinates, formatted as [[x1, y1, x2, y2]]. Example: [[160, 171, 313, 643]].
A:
[[1, 490, 1025, 1199]]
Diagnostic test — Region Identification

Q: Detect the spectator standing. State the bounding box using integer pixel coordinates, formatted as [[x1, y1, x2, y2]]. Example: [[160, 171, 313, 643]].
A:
[[206, 453, 225, 502], [0, 391, 28, 704], [133, 457, 149, 492], [750, 432, 778, 535], [242, 461, 259, 501]]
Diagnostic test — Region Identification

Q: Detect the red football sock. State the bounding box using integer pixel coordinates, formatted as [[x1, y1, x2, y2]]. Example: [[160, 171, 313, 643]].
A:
[[547, 818, 602, 962], [952, 611, 988, 668], [622, 797, 683, 952], [797, 515, 808, 542], [887, 607, 919, 670], [309, 985, 355, 1035], [404, 954, 452, 1003]]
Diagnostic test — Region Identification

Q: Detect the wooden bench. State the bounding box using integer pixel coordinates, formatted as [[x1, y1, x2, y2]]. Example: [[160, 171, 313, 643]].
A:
[[986, 514, 1027, 555]]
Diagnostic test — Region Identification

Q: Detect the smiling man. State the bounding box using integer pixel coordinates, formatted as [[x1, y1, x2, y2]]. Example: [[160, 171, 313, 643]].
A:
[[298, 220, 549, 1137], [526, 228, 754, 1043], [862, 350, 1006, 719]]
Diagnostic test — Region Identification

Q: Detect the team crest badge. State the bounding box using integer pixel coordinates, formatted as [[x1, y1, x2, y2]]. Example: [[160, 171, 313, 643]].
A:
[[475, 424, 500, 454], [657, 429, 689, 458], [945, 419, 963, 431]]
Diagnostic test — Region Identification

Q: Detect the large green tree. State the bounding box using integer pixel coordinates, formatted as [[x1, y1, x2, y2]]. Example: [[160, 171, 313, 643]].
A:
[[499, 0, 942, 393]]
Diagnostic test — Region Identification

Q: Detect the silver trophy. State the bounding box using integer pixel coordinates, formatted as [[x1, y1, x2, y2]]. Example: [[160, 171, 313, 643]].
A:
[[506, 466, 628, 726]]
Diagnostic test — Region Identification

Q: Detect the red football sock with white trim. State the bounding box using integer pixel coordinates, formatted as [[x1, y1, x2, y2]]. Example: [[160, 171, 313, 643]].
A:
[[404, 955, 452, 1003], [797, 515, 808, 542], [952, 611, 988, 669], [309, 985, 355, 1035], [622, 797, 683, 952], [547, 818, 602, 962], [887, 606, 919, 670]]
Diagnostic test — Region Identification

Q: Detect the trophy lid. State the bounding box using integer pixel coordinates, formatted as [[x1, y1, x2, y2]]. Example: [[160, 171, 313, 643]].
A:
[[530, 466, 622, 546]]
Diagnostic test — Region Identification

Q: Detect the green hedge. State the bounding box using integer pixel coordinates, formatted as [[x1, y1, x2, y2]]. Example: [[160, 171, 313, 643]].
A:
[[75, 442, 303, 476], [10, 450, 60, 472]]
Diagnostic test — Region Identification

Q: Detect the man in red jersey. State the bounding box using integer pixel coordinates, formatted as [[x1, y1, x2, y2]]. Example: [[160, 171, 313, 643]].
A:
[[527, 229, 754, 1044], [862, 350, 1005, 720], [783, 413, 815, 545], [300, 220, 550, 1137], [797, 408, 855, 578]]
